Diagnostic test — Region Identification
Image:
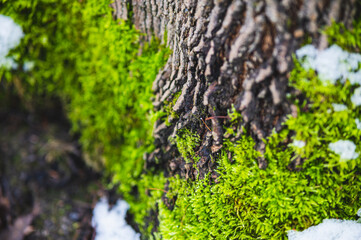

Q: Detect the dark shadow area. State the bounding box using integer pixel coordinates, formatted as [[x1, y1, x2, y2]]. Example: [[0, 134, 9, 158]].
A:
[[0, 85, 101, 240]]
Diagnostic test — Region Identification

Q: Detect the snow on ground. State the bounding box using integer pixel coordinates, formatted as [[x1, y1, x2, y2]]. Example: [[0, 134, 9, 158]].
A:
[[292, 140, 306, 148], [328, 140, 359, 160], [351, 87, 361, 107], [332, 103, 348, 112], [0, 14, 24, 69], [288, 219, 361, 240], [296, 44, 361, 85], [291, 43, 361, 240], [92, 197, 140, 240], [356, 119, 361, 130], [23, 61, 34, 72]]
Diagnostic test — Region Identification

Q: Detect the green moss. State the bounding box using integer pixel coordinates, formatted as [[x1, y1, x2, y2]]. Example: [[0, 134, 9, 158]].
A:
[[228, 104, 243, 123], [288, 59, 360, 168], [323, 20, 361, 51], [158, 20, 361, 239], [0, 0, 170, 237], [118, 170, 167, 235], [159, 127, 361, 239], [172, 129, 201, 163], [2, 2, 361, 239], [162, 91, 181, 126]]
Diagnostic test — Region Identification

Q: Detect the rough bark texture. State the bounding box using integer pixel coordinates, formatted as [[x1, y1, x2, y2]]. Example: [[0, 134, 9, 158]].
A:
[[113, 0, 358, 178]]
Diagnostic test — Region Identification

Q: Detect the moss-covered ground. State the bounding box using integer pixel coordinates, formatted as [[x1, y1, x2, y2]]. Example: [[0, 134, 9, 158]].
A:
[[1, 0, 169, 237], [1, 1, 361, 239], [158, 20, 361, 239]]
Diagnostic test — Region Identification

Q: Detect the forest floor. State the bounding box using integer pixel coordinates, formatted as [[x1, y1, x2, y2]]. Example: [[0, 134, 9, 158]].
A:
[[0, 97, 104, 240]]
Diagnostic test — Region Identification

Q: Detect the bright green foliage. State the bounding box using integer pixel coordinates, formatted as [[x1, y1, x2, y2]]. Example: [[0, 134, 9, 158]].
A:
[[160, 131, 361, 239], [123, 171, 167, 234], [288, 59, 361, 169], [2, 2, 361, 239], [159, 136, 261, 240], [159, 130, 361, 239], [228, 104, 243, 123], [0, 0, 169, 236], [173, 129, 201, 163], [324, 20, 361, 51], [158, 20, 361, 239], [0, 0, 83, 95]]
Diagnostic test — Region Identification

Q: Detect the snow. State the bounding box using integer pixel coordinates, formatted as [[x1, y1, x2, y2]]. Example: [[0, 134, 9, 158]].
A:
[[292, 140, 306, 148], [296, 44, 361, 85], [23, 61, 34, 72], [288, 219, 361, 240], [356, 119, 361, 130], [328, 140, 359, 160], [295, 45, 318, 64], [291, 44, 361, 240], [1, 57, 18, 69], [92, 197, 140, 240], [0, 14, 24, 69], [332, 103, 348, 112], [351, 87, 361, 107]]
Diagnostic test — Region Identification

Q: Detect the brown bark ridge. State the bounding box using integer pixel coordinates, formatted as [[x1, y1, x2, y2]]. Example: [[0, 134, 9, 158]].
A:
[[112, 0, 358, 178]]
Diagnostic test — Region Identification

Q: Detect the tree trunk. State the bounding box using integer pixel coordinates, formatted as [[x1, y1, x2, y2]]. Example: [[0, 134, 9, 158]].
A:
[[112, 0, 358, 177]]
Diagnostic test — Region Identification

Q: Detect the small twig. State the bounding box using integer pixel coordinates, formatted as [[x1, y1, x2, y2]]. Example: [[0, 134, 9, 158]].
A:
[[200, 118, 212, 131], [180, 203, 190, 237], [147, 188, 168, 193], [205, 116, 230, 121]]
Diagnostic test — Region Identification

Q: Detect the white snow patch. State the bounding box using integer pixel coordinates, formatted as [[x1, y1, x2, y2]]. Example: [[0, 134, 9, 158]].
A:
[[351, 87, 361, 107], [296, 44, 361, 85], [357, 208, 361, 217], [23, 61, 34, 72], [92, 197, 140, 240], [295, 45, 318, 65], [328, 140, 359, 160], [1, 57, 18, 70], [288, 219, 361, 240], [292, 140, 306, 148], [331, 103, 348, 112], [0, 14, 24, 69], [355, 119, 361, 130]]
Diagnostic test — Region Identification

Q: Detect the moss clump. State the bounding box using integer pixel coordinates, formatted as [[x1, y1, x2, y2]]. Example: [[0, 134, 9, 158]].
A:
[[173, 129, 201, 163], [159, 129, 361, 239], [1, 0, 170, 237], [158, 20, 361, 239], [161, 91, 181, 126], [287, 58, 361, 169], [323, 20, 361, 51]]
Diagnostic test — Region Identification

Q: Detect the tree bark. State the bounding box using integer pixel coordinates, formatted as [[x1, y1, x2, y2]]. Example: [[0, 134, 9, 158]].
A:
[[112, 0, 358, 178]]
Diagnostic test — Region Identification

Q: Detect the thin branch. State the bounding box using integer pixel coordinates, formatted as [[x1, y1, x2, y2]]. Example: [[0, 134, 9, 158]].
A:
[[200, 118, 212, 131], [205, 116, 230, 121]]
